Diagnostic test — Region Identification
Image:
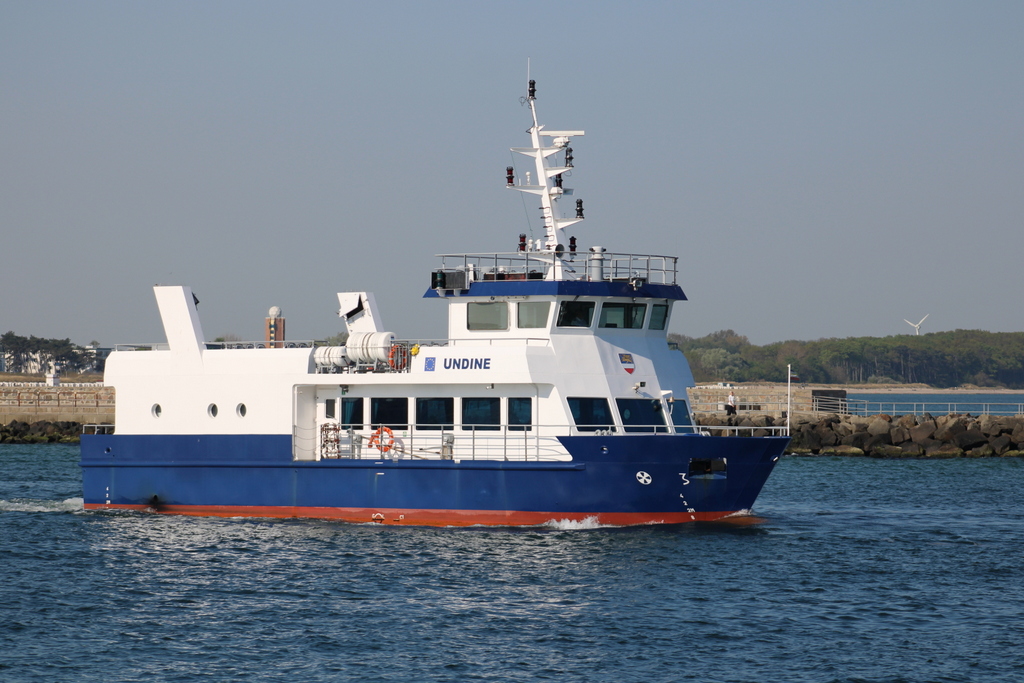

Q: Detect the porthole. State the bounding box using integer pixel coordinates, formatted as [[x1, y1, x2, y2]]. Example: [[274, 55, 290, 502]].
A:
[[208, 403, 219, 418], [152, 404, 162, 418], [236, 403, 247, 417]]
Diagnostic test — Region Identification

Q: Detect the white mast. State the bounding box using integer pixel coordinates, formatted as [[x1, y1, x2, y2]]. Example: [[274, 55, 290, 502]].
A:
[[508, 79, 584, 279]]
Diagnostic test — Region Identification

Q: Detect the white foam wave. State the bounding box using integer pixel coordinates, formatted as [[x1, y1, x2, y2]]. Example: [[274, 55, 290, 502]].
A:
[[540, 515, 612, 530], [0, 497, 84, 513]]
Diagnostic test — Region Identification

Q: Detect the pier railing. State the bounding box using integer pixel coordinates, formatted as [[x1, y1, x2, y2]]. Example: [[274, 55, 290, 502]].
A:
[[691, 394, 1024, 418], [833, 397, 1024, 417]]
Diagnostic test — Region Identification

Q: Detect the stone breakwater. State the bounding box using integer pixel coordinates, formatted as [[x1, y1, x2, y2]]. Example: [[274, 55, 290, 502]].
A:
[[694, 413, 1024, 457], [1, 420, 84, 444]]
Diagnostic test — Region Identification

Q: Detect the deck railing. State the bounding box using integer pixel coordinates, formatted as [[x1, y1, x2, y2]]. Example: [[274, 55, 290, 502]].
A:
[[435, 251, 679, 285]]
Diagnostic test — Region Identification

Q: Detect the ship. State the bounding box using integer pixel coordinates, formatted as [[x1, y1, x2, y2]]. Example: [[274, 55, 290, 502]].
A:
[[80, 79, 789, 526]]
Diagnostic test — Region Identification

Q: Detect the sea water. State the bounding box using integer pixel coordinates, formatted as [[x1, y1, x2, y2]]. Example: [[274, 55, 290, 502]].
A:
[[3, 443, 1024, 683]]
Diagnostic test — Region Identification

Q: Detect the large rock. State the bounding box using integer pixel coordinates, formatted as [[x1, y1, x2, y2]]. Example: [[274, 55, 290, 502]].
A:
[[832, 420, 854, 438], [900, 442, 925, 457], [926, 443, 964, 459], [967, 444, 995, 458], [800, 429, 823, 452], [889, 425, 911, 445], [864, 433, 893, 454], [896, 414, 919, 429], [934, 417, 967, 441], [1012, 422, 1024, 444], [842, 432, 872, 450], [867, 416, 893, 436], [989, 435, 1012, 456], [872, 444, 906, 458], [978, 415, 1002, 436], [910, 420, 937, 444], [953, 429, 988, 451]]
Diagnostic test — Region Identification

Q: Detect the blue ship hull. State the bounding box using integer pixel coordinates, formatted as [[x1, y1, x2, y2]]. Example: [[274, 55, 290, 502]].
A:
[[80, 433, 788, 526]]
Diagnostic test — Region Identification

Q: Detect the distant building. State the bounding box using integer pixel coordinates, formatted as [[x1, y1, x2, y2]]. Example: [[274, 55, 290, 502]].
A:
[[265, 306, 285, 348]]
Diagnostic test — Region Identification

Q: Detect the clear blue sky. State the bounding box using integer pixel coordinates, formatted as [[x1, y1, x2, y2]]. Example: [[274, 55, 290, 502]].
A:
[[3, 1, 1022, 346]]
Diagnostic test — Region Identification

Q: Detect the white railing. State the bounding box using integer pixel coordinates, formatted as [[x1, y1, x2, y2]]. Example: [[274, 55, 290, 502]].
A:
[[435, 251, 679, 285], [693, 394, 1024, 417], [836, 397, 1024, 417], [691, 425, 789, 437], [313, 420, 742, 462]]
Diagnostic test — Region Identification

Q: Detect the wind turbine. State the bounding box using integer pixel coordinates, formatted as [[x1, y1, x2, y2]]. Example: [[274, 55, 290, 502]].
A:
[[903, 314, 929, 335]]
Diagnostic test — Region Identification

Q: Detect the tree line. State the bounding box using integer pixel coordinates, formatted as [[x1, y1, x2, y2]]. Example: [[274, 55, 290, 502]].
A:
[[670, 329, 1024, 389], [0, 332, 96, 374]]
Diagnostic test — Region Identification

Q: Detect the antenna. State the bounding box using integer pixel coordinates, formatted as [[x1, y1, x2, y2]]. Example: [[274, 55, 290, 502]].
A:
[[903, 314, 929, 335]]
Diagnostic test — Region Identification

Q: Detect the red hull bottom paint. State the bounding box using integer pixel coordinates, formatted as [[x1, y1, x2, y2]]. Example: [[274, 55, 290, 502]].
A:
[[82, 503, 746, 527]]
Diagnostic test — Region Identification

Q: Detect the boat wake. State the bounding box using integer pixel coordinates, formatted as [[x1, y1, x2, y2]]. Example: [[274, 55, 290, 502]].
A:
[[540, 516, 612, 530], [0, 497, 84, 513]]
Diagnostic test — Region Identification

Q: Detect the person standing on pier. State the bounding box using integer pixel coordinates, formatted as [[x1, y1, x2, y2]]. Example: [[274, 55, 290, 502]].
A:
[[726, 391, 737, 416]]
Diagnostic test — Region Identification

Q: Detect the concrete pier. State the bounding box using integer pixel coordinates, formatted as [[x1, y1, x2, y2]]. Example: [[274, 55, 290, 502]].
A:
[[0, 385, 114, 424]]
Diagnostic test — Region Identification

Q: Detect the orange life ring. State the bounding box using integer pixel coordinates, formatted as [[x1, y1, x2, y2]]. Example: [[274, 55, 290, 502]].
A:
[[388, 344, 408, 370], [367, 426, 394, 453]]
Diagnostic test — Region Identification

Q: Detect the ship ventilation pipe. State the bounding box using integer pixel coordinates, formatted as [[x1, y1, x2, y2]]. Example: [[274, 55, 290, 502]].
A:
[[588, 246, 607, 281], [314, 346, 350, 368], [345, 331, 396, 364]]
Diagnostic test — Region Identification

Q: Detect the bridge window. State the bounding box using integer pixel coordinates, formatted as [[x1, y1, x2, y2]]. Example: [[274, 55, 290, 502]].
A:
[[462, 397, 500, 431], [649, 304, 669, 330], [557, 301, 595, 327], [371, 397, 407, 430], [599, 303, 646, 329], [615, 398, 668, 433], [517, 301, 551, 329], [341, 397, 363, 430], [567, 397, 616, 432], [670, 399, 695, 433], [416, 397, 454, 430], [468, 302, 508, 330], [508, 397, 532, 431]]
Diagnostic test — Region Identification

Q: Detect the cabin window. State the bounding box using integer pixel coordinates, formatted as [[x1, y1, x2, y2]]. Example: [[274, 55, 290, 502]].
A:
[[467, 302, 508, 330], [670, 399, 695, 434], [462, 397, 500, 431], [567, 397, 616, 432], [341, 397, 363, 430], [416, 397, 454, 430], [615, 398, 668, 433], [236, 403, 247, 418], [508, 397, 532, 431], [208, 404, 219, 418], [371, 397, 407, 430], [599, 303, 646, 329], [151, 404, 162, 418], [517, 301, 551, 329], [557, 301, 595, 327], [325, 398, 336, 420], [649, 304, 669, 330]]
